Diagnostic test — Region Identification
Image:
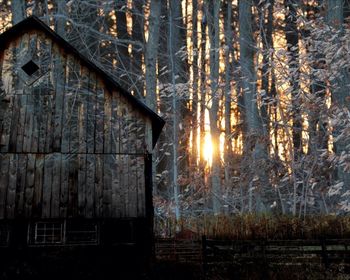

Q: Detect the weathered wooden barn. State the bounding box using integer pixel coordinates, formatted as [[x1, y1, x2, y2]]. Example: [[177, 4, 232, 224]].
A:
[[0, 16, 164, 277]]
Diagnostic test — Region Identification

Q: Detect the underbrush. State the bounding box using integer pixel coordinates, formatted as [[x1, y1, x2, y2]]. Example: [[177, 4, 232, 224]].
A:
[[154, 214, 350, 240]]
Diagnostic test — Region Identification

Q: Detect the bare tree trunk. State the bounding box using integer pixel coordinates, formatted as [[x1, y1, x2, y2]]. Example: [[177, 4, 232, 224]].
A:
[[131, 0, 145, 97], [239, 0, 270, 213], [145, 0, 161, 111], [206, 0, 222, 214], [285, 0, 302, 159], [11, 0, 25, 24], [53, 0, 66, 38], [326, 0, 350, 194], [115, 0, 130, 90], [284, 0, 301, 215], [169, 0, 181, 222], [191, 0, 199, 169], [224, 0, 233, 189], [199, 2, 207, 172]]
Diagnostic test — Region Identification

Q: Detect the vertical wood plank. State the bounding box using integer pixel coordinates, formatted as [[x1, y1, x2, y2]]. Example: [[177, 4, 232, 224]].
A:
[[8, 96, 20, 152], [60, 154, 69, 218], [44, 93, 54, 153], [129, 111, 137, 154], [24, 153, 35, 217], [86, 154, 95, 218], [129, 155, 137, 217], [42, 154, 53, 218], [51, 153, 61, 218], [15, 154, 27, 217], [0, 46, 15, 152], [122, 154, 129, 217], [68, 154, 78, 217], [135, 112, 146, 153], [95, 80, 104, 153], [61, 56, 74, 154], [23, 94, 34, 152], [31, 91, 40, 153], [6, 153, 17, 219], [15, 95, 27, 152], [111, 154, 121, 217], [111, 92, 120, 153], [86, 72, 96, 154], [38, 94, 48, 153], [102, 154, 112, 217], [53, 45, 66, 152], [78, 66, 88, 154], [120, 98, 129, 153], [68, 58, 80, 154], [78, 153, 86, 217], [32, 154, 44, 218], [145, 119, 153, 153], [0, 154, 9, 218], [95, 154, 103, 217], [103, 93, 112, 154], [0, 94, 13, 153], [137, 156, 145, 216]]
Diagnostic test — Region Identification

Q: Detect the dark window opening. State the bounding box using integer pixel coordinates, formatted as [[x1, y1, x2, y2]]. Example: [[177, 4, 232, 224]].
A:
[[66, 221, 98, 244], [28, 220, 99, 246], [32, 222, 63, 245], [21, 60, 39, 76]]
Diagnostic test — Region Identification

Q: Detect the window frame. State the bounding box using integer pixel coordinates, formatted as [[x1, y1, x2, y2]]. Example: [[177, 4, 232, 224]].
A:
[[28, 220, 99, 247]]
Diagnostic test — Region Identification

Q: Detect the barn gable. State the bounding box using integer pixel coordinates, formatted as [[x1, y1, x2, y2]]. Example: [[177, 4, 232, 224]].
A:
[[0, 17, 163, 220]]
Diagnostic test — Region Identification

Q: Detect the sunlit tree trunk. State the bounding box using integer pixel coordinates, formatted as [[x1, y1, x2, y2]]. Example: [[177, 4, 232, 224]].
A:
[[206, 0, 222, 214], [169, 0, 181, 222], [239, 0, 270, 213], [326, 0, 350, 192], [191, 0, 199, 170], [199, 2, 207, 173], [224, 0, 233, 189], [302, 2, 329, 215]]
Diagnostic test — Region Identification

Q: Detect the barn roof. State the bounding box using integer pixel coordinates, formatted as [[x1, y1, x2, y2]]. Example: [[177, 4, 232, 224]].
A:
[[0, 16, 165, 148]]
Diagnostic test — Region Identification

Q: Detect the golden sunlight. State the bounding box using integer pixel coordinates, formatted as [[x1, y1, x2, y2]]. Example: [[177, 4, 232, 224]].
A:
[[203, 131, 213, 167]]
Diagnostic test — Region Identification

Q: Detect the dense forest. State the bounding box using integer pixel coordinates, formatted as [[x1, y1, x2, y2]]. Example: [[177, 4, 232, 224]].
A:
[[1, 0, 350, 226]]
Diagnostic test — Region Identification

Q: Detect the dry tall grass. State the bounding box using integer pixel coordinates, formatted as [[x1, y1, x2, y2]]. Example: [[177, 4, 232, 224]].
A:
[[154, 214, 350, 240]]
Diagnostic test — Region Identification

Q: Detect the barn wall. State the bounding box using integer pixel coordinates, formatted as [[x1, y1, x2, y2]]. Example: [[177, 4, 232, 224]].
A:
[[0, 30, 152, 219]]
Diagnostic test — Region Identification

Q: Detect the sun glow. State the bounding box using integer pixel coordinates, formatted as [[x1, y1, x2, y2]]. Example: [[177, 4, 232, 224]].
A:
[[203, 131, 213, 167]]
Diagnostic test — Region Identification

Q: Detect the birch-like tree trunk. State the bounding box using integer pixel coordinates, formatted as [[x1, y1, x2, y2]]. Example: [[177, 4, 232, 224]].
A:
[[224, 1, 233, 189], [191, 0, 199, 169], [206, 0, 222, 214], [169, 0, 181, 222], [239, 0, 270, 212]]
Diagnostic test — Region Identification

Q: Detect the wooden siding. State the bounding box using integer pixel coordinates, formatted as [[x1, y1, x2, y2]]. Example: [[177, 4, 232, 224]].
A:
[[0, 153, 145, 219], [0, 30, 151, 219]]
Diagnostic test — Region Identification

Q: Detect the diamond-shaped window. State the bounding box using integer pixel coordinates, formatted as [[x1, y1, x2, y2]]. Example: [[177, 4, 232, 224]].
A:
[[21, 60, 39, 76]]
